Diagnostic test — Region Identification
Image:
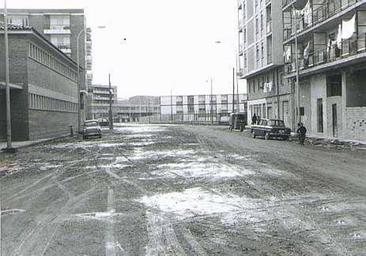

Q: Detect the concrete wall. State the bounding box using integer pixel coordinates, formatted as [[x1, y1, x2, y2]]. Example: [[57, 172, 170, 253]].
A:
[[345, 107, 366, 141], [310, 74, 327, 137]]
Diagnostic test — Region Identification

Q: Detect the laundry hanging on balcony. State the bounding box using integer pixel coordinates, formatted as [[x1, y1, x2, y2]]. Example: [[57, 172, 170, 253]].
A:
[[263, 82, 273, 93], [301, 0, 312, 27], [336, 24, 342, 49], [303, 42, 310, 60], [341, 14, 356, 39], [284, 46, 291, 63]]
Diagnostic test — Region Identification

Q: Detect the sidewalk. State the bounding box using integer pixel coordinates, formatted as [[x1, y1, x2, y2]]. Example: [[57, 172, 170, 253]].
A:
[[244, 127, 366, 151], [0, 135, 70, 153]]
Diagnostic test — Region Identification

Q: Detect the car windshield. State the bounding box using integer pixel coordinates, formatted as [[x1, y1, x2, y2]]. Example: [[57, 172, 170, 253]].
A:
[[268, 120, 285, 127], [84, 121, 98, 127]]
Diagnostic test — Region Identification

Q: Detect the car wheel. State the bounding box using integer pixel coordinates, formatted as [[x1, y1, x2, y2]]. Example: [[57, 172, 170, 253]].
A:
[[264, 132, 270, 140], [252, 131, 256, 138]]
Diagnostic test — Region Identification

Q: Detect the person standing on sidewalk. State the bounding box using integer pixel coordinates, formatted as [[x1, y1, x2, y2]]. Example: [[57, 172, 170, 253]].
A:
[[251, 114, 257, 125], [297, 123, 307, 145]]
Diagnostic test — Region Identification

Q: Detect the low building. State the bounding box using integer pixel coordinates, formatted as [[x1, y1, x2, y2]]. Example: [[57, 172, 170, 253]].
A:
[[113, 97, 161, 123], [160, 94, 247, 123], [0, 24, 79, 141]]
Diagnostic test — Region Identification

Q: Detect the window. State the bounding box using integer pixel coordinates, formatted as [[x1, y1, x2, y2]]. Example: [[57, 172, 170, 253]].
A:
[[327, 74, 342, 97], [50, 15, 70, 29], [300, 107, 305, 116]]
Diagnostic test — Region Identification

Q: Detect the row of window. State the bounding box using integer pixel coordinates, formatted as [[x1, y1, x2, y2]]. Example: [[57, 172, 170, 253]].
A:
[[28, 43, 78, 81], [29, 93, 78, 113], [248, 71, 284, 94]]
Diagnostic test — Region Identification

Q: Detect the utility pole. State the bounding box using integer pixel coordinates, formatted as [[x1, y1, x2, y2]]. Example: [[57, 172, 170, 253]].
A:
[[108, 73, 113, 130], [170, 90, 173, 123], [236, 67, 240, 112], [232, 67, 235, 113], [210, 78, 213, 125], [2, 0, 15, 153]]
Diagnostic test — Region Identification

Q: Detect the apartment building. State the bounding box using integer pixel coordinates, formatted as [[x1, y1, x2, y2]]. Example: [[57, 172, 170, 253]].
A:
[[88, 84, 117, 120], [283, 0, 366, 141], [238, 0, 292, 127], [1, 9, 91, 126], [160, 94, 247, 123], [0, 24, 79, 141]]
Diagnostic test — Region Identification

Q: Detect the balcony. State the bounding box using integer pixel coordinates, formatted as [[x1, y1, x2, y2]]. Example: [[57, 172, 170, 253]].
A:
[[285, 34, 366, 76], [284, 0, 359, 41], [44, 26, 71, 35]]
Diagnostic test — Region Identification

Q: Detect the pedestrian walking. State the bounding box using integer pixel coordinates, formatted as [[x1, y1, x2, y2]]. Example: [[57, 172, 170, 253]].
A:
[[251, 114, 257, 125], [297, 122, 307, 145]]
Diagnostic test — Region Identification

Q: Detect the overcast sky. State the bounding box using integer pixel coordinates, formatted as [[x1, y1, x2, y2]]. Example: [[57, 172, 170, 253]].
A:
[[5, 0, 245, 98]]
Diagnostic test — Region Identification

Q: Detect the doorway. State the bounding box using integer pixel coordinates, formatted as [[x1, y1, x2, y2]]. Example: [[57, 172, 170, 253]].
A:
[[332, 104, 338, 137]]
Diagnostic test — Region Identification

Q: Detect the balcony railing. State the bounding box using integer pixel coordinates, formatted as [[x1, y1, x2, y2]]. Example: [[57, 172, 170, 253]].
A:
[[285, 34, 366, 75], [284, 0, 359, 41]]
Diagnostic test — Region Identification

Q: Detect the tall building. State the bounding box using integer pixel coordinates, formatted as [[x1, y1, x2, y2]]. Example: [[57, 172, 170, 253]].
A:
[[160, 94, 247, 123], [283, 0, 366, 141], [89, 84, 117, 120], [1, 9, 91, 126], [0, 24, 79, 141], [237, 0, 292, 127]]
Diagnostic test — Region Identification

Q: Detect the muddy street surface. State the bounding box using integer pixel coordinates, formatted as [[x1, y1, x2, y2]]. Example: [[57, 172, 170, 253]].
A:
[[1, 124, 366, 256]]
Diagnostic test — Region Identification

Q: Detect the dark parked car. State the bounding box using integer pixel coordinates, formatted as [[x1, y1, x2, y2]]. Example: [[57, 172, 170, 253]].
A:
[[82, 120, 102, 139], [251, 119, 291, 140], [229, 112, 247, 132]]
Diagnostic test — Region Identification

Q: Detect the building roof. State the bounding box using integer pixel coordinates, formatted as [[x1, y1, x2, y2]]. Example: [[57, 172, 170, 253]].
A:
[[0, 9, 84, 14]]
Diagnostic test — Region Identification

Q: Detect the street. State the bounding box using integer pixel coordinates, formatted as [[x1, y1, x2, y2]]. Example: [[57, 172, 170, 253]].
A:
[[1, 124, 366, 256]]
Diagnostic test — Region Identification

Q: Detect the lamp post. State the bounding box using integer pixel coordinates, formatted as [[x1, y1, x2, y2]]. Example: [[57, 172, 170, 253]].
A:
[[293, 0, 306, 128], [2, 0, 15, 153], [76, 29, 84, 134]]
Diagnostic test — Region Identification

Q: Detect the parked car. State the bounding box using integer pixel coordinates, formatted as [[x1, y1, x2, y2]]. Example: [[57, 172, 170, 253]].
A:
[[98, 118, 109, 127], [251, 119, 291, 140], [229, 112, 247, 132], [82, 120, 102, 139]]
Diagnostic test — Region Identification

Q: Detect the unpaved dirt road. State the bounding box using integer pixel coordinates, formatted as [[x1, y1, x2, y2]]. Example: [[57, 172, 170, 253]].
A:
[[1, 124, 366, 255]]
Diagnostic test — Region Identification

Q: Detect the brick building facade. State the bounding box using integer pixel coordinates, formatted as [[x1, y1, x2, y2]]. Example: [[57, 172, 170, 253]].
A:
[[0, 25, 79, 141]]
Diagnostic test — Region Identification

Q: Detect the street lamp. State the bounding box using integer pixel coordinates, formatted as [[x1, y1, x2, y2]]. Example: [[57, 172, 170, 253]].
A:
[[1, 0, 15, 153], [76, 29, 84, 135], [292, 1, 304, 128]]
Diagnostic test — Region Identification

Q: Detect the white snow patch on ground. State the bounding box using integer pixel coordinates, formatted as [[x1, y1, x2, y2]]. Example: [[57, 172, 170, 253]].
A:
[[130, 149, 196, 161], [138, 187, 256, 221], [154, 162, 253, 180], [115, 125, 167, 134]]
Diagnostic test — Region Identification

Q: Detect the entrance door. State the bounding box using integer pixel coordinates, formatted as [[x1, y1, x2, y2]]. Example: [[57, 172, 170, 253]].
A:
[[332, 104, 338, 137]]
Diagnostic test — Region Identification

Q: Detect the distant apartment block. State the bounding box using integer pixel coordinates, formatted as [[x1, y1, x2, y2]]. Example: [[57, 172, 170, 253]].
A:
[[0, 24, 79, 141], [88, 84, 117, 120], [160, 94, 247, 123], [238, 0, 292, 127], [282, 0, 366, 141]]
